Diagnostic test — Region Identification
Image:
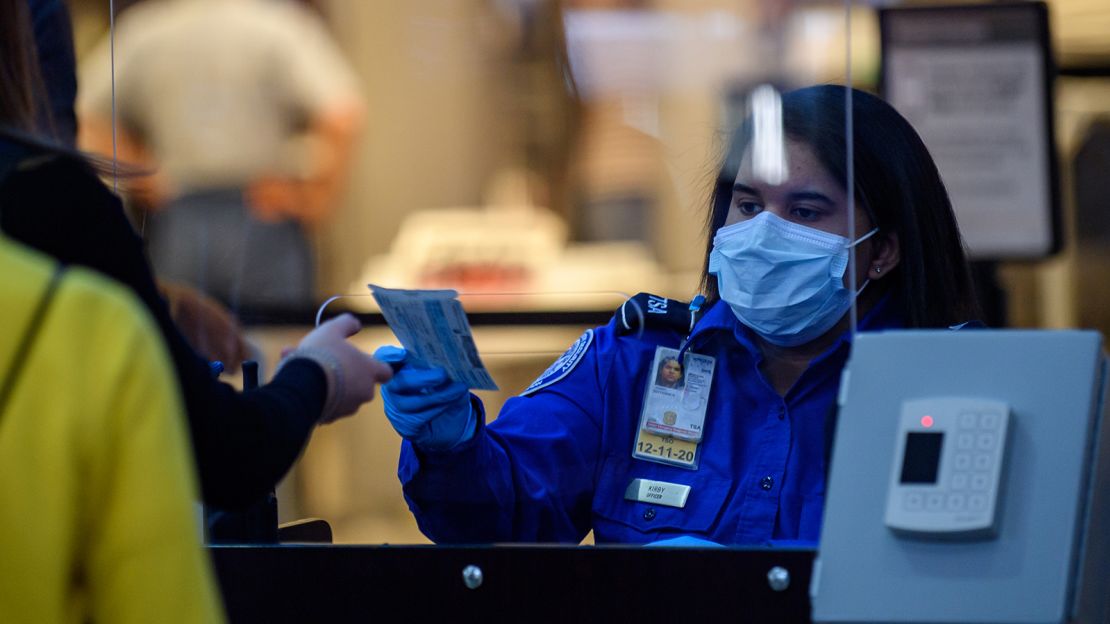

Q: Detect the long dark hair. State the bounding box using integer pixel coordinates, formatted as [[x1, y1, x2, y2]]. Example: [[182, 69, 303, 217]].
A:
[[0, 0, 123, 179], [700, 85, 979, 328], [0, 0, 46, 132]]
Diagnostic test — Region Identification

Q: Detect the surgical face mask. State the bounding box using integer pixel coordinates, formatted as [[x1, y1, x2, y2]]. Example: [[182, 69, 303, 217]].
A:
[[708, 211, 877, 347]]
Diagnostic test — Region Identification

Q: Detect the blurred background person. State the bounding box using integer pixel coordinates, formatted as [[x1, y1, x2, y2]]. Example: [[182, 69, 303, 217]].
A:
[[78, 0, 366, 310], [25, 0, 251, 369]]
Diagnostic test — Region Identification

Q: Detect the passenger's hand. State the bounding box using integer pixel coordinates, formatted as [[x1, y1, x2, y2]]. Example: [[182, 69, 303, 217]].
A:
[[160, 279, 249, 372], [281, 314, 393, 423], [373, 346, 476, 451]]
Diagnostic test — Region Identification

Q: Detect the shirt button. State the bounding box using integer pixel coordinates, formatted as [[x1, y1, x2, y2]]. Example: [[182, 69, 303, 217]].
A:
[[760, 476, 775, 491], [643, 508, 656, 521], [777, 406, 786, 420]]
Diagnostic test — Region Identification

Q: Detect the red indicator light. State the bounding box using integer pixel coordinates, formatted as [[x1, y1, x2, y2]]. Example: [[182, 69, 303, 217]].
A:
[[921, 415, 934, 428]]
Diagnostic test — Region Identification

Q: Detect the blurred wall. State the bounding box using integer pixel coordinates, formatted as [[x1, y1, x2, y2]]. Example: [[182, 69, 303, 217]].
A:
[[315, 1, 511, 296]]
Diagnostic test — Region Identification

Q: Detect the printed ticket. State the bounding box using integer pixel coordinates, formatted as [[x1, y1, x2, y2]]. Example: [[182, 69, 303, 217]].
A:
[[369, 284, 499, 391]]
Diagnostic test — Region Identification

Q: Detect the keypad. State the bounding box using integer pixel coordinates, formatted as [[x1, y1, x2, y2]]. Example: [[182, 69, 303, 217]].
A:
[[901, 409, 1003, 513], [887, 398, 1011, 536]]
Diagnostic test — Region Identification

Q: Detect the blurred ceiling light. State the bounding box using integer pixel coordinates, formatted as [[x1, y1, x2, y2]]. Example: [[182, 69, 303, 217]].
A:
[[747, 84, 788, 185]]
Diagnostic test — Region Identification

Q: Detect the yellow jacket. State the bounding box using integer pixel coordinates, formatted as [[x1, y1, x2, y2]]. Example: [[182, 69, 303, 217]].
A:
[[0, 237, 224, 623]]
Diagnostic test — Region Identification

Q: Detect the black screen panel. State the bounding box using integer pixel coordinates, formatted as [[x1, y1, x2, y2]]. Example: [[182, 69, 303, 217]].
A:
[[900, 432, 944, 484]]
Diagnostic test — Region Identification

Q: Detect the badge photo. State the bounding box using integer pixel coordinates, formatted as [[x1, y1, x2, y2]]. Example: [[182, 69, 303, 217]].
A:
[[654, 356, 685, 390]]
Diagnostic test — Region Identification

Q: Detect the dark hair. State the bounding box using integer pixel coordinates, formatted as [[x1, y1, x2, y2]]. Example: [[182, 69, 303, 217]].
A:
[[659, 356, 681, 370], [0, 0, 46, 132], [0, 1, 129, 179], [699, 85, 979, 328]]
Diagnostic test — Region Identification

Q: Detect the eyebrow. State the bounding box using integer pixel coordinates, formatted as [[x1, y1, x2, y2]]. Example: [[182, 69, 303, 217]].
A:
[[732, 183, 761, 197], [787, 191, 835, 206], [732, 183, 835, 206]]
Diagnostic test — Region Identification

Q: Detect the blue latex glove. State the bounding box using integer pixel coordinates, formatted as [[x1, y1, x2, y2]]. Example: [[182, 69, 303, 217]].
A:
[[644, 535, 726, 548], [374, 346, 476, 451]]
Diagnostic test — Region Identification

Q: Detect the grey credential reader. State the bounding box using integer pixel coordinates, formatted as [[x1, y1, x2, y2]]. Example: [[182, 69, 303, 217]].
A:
[[884, 397, 1011, 538], [812, 330, 1110, 624]]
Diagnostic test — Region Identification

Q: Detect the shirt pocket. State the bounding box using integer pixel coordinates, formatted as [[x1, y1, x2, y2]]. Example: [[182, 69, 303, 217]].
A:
[[591, 457, 732, 541]]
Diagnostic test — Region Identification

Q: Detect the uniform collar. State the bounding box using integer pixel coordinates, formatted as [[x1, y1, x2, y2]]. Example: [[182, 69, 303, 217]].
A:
[[688, 293, 905, 362]]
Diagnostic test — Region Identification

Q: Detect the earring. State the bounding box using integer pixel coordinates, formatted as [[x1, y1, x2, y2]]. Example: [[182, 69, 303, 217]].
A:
[[873, 266, 882, 275]]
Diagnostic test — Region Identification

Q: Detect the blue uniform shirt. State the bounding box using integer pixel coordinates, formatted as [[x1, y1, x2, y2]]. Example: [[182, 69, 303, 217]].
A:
[[399, 297, 904, 545]]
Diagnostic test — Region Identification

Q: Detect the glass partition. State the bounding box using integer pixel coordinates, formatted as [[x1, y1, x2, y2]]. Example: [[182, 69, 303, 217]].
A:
[[70, 0, 868, 545], [62, 0, 1110, 549]]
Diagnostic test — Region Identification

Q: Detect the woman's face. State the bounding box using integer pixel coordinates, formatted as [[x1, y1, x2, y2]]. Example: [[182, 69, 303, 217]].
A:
[[727, 138, 891, 290], [661, 359, 682, 384], [727, 138, 866, 236]]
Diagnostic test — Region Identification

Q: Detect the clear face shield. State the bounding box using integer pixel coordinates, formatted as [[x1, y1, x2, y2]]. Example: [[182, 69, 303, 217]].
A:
[[92, 0, 863, 552]]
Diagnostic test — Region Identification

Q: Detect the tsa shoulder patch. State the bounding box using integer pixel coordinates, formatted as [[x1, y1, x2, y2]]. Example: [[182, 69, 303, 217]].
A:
[[521, 329, 595, 396]]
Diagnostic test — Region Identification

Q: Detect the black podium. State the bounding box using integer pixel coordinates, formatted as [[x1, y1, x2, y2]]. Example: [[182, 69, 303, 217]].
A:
[[211, 545, 815, 622]]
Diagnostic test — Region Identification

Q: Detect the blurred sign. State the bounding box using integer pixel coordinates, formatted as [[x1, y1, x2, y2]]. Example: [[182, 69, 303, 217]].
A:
[[880, 2, 1060, 259]]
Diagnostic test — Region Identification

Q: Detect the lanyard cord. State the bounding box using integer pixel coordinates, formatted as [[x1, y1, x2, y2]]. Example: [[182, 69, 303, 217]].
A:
[[0, 264, 64, 419]]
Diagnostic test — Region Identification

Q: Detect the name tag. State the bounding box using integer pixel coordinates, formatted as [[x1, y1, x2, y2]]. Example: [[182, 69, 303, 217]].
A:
[[623, 478, 691, 508]]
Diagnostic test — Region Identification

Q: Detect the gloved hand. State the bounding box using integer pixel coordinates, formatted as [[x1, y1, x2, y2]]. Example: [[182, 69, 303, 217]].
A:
[[278, 314, 394, 423], [644, 535, 726, 548], [374, 346, 476, 451]]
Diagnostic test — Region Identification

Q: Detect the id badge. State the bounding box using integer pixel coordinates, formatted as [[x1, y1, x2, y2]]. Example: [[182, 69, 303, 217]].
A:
[[640, 347, 715, 442]]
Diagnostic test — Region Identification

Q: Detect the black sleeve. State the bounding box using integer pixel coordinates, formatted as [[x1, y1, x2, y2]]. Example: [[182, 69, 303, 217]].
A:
[[0, 156, 326, 509]]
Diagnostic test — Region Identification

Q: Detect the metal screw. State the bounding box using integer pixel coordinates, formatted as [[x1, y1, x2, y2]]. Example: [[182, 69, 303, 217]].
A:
[[462, 565, 484, 590], [767, 566, 790, 592]]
